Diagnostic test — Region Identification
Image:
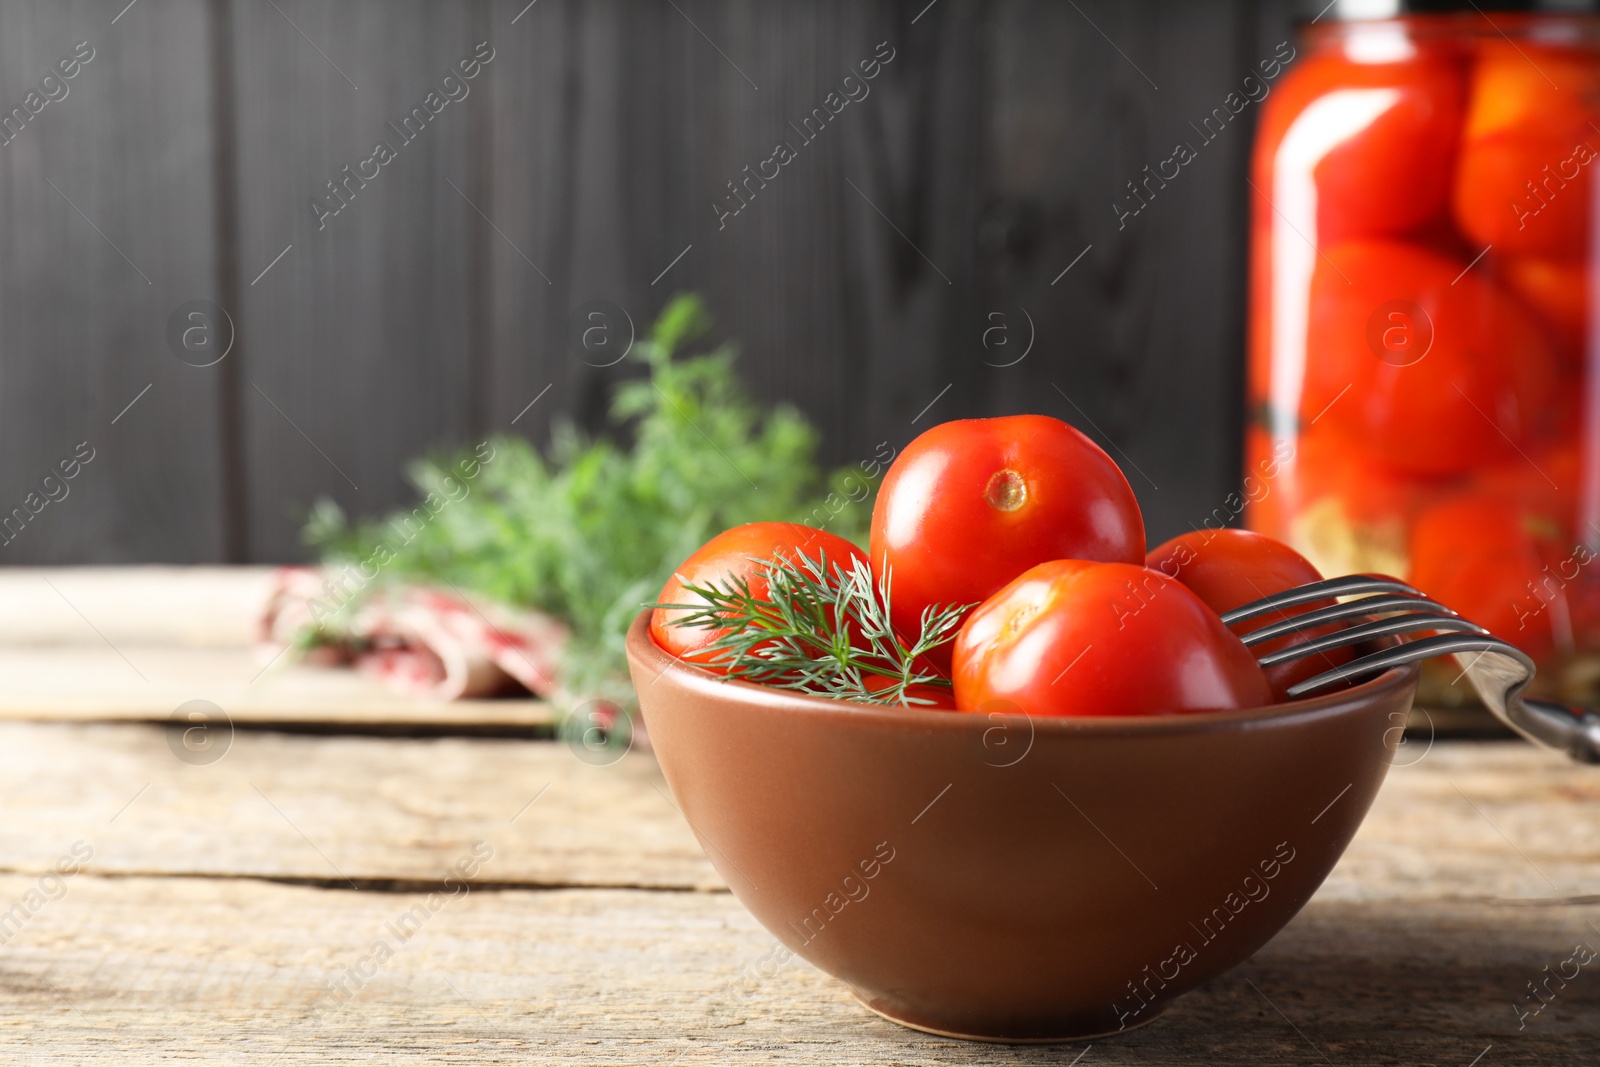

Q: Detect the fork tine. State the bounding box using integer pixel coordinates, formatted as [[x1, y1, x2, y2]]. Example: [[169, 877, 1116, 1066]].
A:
[[1236, 593, 1462, 647], [1220, 574, 1426, 627], [1285, 632, 1519, 698], [1257, 612, 1490, 667]]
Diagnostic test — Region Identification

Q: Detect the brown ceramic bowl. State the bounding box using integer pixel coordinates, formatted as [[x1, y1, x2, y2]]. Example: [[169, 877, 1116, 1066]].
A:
[[625, 611, 1416, 1042]]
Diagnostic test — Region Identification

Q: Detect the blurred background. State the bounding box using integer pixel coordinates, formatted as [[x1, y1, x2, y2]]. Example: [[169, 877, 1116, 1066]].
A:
[[0, 0, 1309, 565]]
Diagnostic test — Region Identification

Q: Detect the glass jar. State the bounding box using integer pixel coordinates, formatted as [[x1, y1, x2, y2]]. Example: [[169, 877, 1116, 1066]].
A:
[[1245, 3, 1600, 705]]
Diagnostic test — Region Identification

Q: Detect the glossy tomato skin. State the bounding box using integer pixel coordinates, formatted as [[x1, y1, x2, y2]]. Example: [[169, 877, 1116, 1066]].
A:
[[870, 415, 1145, 666], [1499, 255, 1588, 361], [1455, 133, 1592, 257], [1472, 439, 1580, 528], [1252, 44, 1465, 243], [1408, 494, 1568, 664], [1452, 42, 1599, 258], [651, 522, 868, 669], [1146, 529, 1352, 701], [1246, 18, 1600, 705], [1303, 239, 1559, 477], [951, 560, 1273, 718]]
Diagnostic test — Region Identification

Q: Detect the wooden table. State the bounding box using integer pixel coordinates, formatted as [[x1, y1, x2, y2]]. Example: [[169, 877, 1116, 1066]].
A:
[[3, 569, 1598, 1063], [0, 568, 553, 729]]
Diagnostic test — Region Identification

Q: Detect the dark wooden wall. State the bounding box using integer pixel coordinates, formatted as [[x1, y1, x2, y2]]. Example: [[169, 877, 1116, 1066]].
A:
[[0, 0, 1300, 564]]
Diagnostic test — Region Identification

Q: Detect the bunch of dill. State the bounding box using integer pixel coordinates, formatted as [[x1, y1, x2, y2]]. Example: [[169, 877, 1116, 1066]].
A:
[[302, 294, 873, 710]]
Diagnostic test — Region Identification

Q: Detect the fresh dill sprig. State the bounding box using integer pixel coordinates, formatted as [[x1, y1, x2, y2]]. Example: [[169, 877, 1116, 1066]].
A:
[[659, 552, 972, 707], [302, 294, 881, 712]]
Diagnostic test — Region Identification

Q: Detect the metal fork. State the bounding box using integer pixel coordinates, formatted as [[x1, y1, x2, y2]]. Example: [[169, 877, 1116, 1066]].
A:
[[1221, 574, 1600, 764]]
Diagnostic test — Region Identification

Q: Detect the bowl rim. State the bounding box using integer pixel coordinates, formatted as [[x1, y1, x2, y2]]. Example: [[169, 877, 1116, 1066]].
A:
[[626, 610, 1421, 736]]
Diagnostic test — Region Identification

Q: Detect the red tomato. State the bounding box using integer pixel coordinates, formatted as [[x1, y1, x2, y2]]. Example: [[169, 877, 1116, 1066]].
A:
[[1282, 420, 1443, 527], [1407, 494, 1569, 664], [1253, 46, 1464, 243], [1303, 239, 1560, 477], [1473, 439, 1580, 527], [951, 560, 1273, 718], [1147, 529, 1354, 701], [1243, 421, 1429, 542], [1452, 43, 1600, 258], [651, 522, 868, 669], [1239, 427, 1294, 544], [1461, 41, 1599, 142], [1499, 255, 1588, 360], [1455, 134, 1593, 258], [869, 415, 1145, 668], [1569, 592, 1600, 657]]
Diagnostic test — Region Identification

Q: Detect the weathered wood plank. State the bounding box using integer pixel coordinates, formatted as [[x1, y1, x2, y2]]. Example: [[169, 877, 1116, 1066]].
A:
[[0, 567, 558, 727], [0, 875, 1592, 1063], [0, 566, 274, 647], [226, 0, 487, 560], [476, 0, 589, 443], [483, 0, 1266, 547], [982, 0, 1261, 543], [0, 723, 709, 889], [0, 1, 1312, 565], [1321, 743, 1600, 907], [0, 724, 1593, 903], [0, 0, 229, 563], [0, 646, 554, 728], [484, 0, 982, 525]]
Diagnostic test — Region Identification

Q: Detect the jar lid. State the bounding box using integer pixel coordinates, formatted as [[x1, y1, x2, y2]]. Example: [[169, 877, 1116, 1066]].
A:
[[1309, 0, 1598, 16]]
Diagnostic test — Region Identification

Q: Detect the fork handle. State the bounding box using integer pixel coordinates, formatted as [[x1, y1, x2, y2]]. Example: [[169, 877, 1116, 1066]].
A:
[[1287, 633, 1600, 764], [1521, 699, 1600, 765]]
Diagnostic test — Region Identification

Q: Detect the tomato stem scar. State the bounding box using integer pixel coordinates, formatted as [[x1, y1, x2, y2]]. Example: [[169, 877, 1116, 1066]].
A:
[[984, 469, 1027, 512]]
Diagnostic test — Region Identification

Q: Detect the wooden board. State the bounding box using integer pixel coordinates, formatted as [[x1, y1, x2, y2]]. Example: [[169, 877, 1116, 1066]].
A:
[[983, 0, 1252, 540], [0, 722, 704, 889], [0, 880, 1593, 1063], [0, 0, 1338, 563], [0, 0, 231, 564], [1, 723, 1594, 901], [226, 0, 486, 561], [0, 567, 555, 728], [6, 883, 1593, 1062], [0, 722, 1593, 1061], [0, 566, 275, 647], [483, 0, 1262, 547], [0, 646, 554, 728]]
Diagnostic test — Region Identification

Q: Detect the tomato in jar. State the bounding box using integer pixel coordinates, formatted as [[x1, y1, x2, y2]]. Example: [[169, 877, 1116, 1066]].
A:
[[1246, 9, 1600, 702]]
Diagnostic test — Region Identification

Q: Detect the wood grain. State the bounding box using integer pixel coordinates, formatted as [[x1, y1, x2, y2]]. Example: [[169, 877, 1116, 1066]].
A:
[[982, 0, 1255, 542], [0, 646, 554, 728], [0, 566, 557, 728], [480, 0, 1271, 552], [225, 0, 487, 561], [0, 724, 1592, 1062], [0, 877, 1593, 1063], [0, 723, 707, 889], [0, 0, 230, 564], [0, 0, 1315, 565], [0, 566, 275, 647], [1, 723, 1594, 902]]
